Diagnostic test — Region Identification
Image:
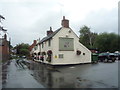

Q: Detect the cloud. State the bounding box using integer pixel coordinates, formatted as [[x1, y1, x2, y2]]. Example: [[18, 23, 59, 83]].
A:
[[71, 8, 118, 35], [0, 0, 118, 46]]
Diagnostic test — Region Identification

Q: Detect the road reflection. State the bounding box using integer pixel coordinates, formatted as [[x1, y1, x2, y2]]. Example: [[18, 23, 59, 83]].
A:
[[27, 62, 77, 88], [26, 60, 118, 88], [28, 62, 56, 88], [2, 59, 118, 88], [26, 61, 102, 88], [2, 61, 11, 87]]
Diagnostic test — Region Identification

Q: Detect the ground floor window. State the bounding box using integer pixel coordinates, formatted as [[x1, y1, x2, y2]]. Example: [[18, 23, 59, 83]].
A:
[[59, 54, 64, 58]]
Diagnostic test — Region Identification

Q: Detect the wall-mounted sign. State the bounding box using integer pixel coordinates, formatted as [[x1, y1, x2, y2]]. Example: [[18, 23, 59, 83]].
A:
[[55, 55, 57, 58], [59, 37, 74, 51]]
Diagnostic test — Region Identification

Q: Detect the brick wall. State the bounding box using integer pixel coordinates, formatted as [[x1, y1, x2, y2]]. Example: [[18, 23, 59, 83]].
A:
[[0, 39, 10, 62]]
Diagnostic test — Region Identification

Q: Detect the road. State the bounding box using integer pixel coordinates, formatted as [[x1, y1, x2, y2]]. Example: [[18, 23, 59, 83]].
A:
[[2, 59, 44, 88], [2, 59, 119, 88]]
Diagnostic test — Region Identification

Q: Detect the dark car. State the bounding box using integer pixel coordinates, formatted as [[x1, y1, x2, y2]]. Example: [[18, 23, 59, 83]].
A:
[[118, 53, 120, 60], [98, 53, 116, 62], [115, 53, 120, 60]]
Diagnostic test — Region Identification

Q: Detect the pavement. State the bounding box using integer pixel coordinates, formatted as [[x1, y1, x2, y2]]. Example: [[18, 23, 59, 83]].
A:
[[2, 59, 44, 88], [1, 59, 119, 89]]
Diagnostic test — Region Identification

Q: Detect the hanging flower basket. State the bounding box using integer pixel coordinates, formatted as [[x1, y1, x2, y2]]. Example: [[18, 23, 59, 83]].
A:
[[76, 50, 81, 55], [40, 56, 44, 61], [47, 50, 52, 55]]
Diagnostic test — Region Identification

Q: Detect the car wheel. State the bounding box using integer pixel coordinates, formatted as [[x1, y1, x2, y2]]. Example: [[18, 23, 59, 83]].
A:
[[112, 59, 115, 62], [104, 58, 108, 62]]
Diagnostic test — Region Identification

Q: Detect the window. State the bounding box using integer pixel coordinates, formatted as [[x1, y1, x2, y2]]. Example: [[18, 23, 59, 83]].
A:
[[48, 39, 51, 46], [83, 53, 85, 55], [59, 54, 64, 58], [42, 43, 44, 48]]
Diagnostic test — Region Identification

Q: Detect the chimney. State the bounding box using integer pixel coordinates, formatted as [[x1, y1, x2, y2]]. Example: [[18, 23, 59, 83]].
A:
[[61, 16, 69, 28], [4, 34, 7, 40], [33, 40, 37, 44], [47, 27, 53, 36]]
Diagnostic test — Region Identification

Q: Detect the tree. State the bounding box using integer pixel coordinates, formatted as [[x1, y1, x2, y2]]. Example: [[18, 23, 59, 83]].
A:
[[14, 43, 30, 57], [79, 25, 119, 52], [94, 32, 119, 52], [79, 25, 98, 49], [19, 49, 29, 56]]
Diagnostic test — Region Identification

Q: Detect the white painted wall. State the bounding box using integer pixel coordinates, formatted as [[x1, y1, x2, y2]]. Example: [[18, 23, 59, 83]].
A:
[[40, 39, 54, 64], [34, 44, 40, 53], [34, 27, 91, 65], [51, 27, 91, 65]]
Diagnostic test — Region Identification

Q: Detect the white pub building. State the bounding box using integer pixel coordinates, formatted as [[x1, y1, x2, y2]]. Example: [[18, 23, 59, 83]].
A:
[[31, 16, 91, 65]]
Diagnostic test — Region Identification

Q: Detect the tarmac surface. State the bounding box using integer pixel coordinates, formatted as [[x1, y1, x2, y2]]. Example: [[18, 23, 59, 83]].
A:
[[1, 59, 119, 89]]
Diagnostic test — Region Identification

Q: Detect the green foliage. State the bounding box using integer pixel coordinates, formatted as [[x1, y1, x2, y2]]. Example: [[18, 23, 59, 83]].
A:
[[79, 25, 119, 52], [14, 43, 30, 56], [94, 33, 119, 52], [19, 49, 29, 56], [79, 25, 98, 49], [79, 25, 91, 37]]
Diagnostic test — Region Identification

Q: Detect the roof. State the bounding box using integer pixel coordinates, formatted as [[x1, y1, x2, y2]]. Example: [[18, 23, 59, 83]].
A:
[[29, 41, 37, 51], [40, 27, 62, 43]]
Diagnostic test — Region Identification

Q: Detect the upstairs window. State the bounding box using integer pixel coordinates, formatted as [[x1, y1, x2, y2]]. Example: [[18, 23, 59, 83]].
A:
[[42, 43, 44, 48]]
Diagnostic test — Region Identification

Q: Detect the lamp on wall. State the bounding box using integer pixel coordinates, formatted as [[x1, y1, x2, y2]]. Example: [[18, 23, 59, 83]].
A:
[[68, 30, 71, 33]]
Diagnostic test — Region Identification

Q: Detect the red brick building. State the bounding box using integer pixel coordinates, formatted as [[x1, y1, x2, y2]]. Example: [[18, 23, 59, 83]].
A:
[[0, 34, 10, 62], [29, 40, 37, 59]]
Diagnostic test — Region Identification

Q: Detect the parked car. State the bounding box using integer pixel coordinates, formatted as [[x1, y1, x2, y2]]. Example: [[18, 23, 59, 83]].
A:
[[98, 53, 116, 62], [118, 53, 120, 60], [115, 53, 120, 60]]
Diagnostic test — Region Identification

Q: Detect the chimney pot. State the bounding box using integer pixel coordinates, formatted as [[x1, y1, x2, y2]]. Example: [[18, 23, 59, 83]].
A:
[[50, 27, 52, 31], [33, 40, 37, 44], [61, 16, 69, 28], [4, 34, 7, 40], [47, 27, 53, 36]]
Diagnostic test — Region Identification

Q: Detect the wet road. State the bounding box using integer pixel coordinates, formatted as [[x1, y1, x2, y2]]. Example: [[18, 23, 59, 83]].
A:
[[2, 59, 44, 88], [2, 59, 119, 88]]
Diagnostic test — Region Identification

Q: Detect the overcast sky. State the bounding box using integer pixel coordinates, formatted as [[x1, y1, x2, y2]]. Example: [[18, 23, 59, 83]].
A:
[[0, 0, 118, 46]]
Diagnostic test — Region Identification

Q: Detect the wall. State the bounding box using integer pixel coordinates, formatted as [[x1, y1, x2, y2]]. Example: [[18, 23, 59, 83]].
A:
[[0, 39, 10, 62], [51, 27, 91, 65], [40, 39, 54, 64]]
